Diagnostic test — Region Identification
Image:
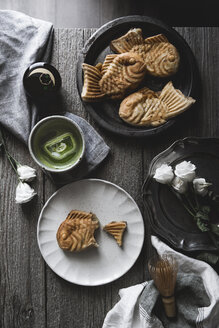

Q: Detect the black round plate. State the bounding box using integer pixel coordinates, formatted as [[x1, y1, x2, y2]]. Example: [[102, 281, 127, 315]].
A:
[[142, 137, 219, 252], [77, 15, 199, 138]]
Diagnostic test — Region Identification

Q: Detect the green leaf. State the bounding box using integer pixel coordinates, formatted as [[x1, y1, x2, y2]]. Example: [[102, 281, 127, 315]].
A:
[[201, 205, 211, 214], [196, 218, 210, 232], [195, 210, 209, 222], [197, 252, 219, 265], [210, 223, 219, 236]]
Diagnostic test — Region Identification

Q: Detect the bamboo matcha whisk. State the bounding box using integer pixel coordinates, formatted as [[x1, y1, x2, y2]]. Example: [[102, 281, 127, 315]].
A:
[[148, 254, 178, 318]]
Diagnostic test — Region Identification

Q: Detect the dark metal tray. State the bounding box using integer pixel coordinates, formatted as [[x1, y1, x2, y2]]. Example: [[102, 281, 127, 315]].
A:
[[77, 15, 199, 138], [142, 137, 219, 251]]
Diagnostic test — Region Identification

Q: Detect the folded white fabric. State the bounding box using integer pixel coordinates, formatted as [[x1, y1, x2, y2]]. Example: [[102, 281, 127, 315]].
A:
[[102, 236, 219, 328]]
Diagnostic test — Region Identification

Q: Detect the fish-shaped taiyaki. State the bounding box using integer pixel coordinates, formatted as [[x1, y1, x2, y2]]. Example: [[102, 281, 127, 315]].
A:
[[103, 221, 127, 246], [110, 28, 180, 77], [119, 81, 195, 127], [56, 210, 99, 252], [81, 52, 146, 101], [110, 28, 146, 54]]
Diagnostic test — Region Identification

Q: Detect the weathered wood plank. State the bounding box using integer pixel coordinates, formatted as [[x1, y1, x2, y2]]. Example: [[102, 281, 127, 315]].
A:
[[0, 131, 46, 328], [175, 27, 219, 137]]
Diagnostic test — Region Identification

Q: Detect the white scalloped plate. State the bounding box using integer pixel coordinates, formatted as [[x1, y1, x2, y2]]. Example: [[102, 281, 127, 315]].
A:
[[37, 179, 145, 286]]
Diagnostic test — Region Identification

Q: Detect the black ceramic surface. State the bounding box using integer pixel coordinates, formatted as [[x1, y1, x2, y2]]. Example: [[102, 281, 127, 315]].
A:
[[142, 137, 219, 251], [77, 15, 199, 138], [23, 62, 62, 101]]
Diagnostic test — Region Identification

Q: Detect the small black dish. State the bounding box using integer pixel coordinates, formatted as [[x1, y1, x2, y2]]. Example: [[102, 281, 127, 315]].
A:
[[142, 137, 219, 252], [23, 62, 62, 102], [77, 15, 200, 138]]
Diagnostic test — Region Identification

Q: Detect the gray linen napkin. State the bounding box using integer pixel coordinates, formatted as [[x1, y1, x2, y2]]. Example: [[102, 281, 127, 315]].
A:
[[0, 10, 53, 143], [0, 10, 110, 183], [139, 273, 210, 328]]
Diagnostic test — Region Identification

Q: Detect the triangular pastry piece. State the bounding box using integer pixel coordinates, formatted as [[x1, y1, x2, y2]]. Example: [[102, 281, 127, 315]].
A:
[[57, 210, 99, 252], [103, 221, 127, 246]]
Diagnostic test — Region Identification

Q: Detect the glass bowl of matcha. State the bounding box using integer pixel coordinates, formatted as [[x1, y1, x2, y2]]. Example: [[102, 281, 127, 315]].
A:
[[28, 116, 85, 172]]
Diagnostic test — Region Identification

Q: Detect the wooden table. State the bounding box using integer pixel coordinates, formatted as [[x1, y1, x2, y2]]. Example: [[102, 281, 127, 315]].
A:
[[1, 27, 219, 328]]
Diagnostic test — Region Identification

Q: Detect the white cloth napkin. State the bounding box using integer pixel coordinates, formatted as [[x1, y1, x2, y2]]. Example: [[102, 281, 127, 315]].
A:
[[102, 236, 219, 328]]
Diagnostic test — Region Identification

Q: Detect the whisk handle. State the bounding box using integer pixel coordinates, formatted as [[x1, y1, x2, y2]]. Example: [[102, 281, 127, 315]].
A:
[[162, 295, 176, 318]]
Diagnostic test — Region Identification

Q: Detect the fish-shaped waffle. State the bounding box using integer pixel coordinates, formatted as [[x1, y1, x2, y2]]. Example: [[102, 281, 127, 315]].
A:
[[119, 81, 195, 127], [56, 210, 99, 252], [110, 28, 146, 54], [81, 52, 146, 101], [103, 221, 127, 246], [110, 28, 180, 77]]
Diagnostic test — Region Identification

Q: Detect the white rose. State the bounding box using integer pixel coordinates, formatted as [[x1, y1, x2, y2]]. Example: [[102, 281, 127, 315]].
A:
[[153, 164, 174, 184], [15, 182, 37, 204], [174, 161, 196, 182], [172, 176, 188, 194], [193, 178, 212, 196], [17, 165, 36, 182]]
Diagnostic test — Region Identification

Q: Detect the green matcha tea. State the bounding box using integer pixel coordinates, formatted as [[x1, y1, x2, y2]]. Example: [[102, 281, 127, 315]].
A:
[[30, 117, 84, 171]]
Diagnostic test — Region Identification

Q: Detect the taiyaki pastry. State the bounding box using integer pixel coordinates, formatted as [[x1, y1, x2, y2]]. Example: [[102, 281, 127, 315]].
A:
[[110, 28, 180, 77], [103, 221, 127, 246], [81, 52, 146, 101], [110, 28, 146, 54], [119, 81, 195, 127], [56, 210, 99, 252]]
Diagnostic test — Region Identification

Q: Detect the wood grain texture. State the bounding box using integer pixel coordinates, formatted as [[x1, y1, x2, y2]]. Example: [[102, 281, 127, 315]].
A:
[[0, 27, 219, 328], [0, 132, 46, 328]]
